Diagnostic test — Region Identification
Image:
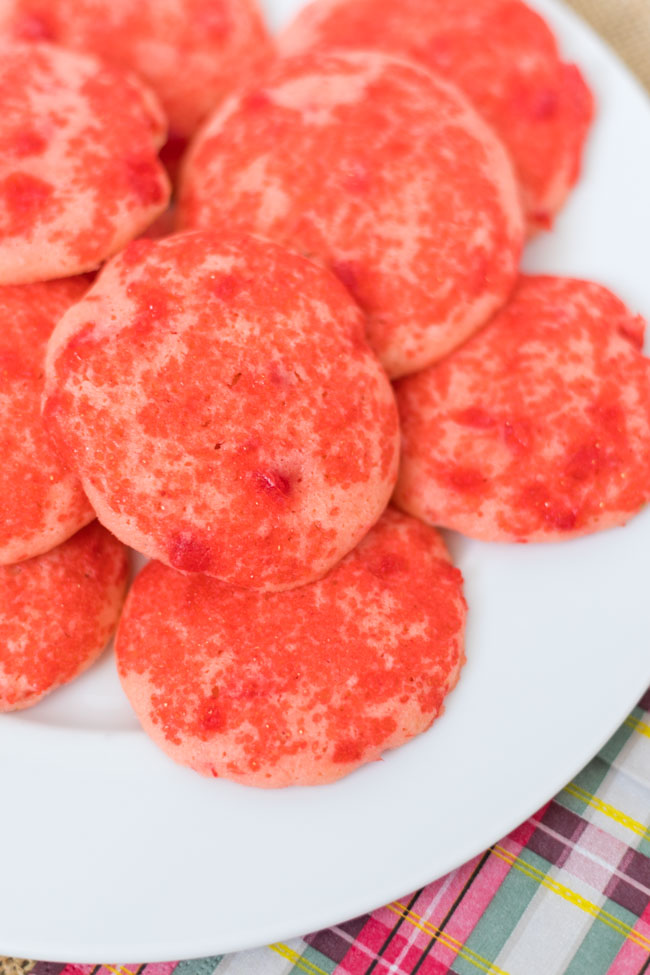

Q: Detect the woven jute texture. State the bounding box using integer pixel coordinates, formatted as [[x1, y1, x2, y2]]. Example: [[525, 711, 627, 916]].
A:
[[0, 960, 35, 975], [565, 0, 650, 91]]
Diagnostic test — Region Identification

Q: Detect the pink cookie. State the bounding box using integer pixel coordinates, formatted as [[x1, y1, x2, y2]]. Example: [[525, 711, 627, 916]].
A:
[[116, 508, 467, 787], [0, 42, 170, 284], [0, 0, 274, 143], [0, 277, 94, 565], [395, 276, 650, 542], [0, 521, 128, 711], [178, 50, 524, 378], [44, 231, 399, 591], [280, 0, 594, 233]]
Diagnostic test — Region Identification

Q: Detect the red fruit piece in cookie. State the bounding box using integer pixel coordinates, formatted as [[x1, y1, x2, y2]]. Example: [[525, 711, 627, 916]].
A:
[[0, 277, 94, 565], [0, 522, 128, 711], [115, 508, 467, 787], [0, 0, 274, 142], [0, 42, 170, 284], [178, 50, 524, 378], [44, 231, 400, 591], [394, 276, 650, 542], [279, 0, 594, 233]]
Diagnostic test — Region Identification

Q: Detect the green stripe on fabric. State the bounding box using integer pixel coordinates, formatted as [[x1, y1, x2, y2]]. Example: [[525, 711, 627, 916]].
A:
[[620, 707, 650, 858], [449, 853, 539, 975], [268, 942, 336, 975], [292, 947, 336, 975], [557, 756, 620, 816], [562, 896, 642, 975], [598, 712, 639, 766], [630, 705, 648, 723], [172, 957, 223, 975], [636, 834, 650, 859]]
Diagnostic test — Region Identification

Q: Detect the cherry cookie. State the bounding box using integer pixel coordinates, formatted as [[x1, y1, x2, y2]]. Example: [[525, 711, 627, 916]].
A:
[[0, 42, 170, 284], [280, 0, 594, 233], [179, 50, 524, 378], [44, 231, 400, 591], [395, 276, 650, 542], [0, 0, 274, 148], [116, 508, 467, 787], [0, 277, 94, 565], [0, 522, 128, 711]]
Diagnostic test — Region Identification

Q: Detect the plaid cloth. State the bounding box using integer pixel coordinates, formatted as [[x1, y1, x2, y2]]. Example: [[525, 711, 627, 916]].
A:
[[2, 2, 648, 973], [3, 688, 650, 975]]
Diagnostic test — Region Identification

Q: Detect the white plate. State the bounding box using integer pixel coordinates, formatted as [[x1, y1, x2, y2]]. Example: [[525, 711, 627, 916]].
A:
[[1, 0, 650, 963]]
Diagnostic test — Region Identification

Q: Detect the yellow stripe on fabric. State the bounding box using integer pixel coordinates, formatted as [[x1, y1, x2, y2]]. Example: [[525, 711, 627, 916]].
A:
[[625, 715, 650, 740], [564, 782, 650, 840], [491, 845, 650, 953], [387, 900, 511, 975], [269, 942, 330, 975], [107, 968, 136, 975]]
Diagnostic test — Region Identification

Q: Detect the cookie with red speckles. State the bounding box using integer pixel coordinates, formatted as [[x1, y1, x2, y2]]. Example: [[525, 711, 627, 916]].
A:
[[178, 50, 524, 378], [0, 0, 273, 144], [0, 42, 170, 284], [394, 276, 650, 542], [279, 0, 593, 234], [0, 521, 128, 711], [0, 277, 95, 565], [116, 507, 466, 787], [44, 231, 400, 591]]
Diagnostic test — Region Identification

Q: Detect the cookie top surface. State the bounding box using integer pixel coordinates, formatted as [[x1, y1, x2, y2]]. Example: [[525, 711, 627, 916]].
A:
[[116, 507, 467, 787], [0, 277, 95, 565], [44, 231, 400, 590], [395, 276, 650, 542], [279, 0, 594, 233], [0, 521, 128, 711], [178, 50, 524, 378], [0, 41, 170, 284], [0, 0, 274, 139]]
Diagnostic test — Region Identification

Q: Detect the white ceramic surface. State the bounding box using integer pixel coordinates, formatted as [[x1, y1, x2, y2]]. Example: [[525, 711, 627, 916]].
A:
[[1, 0, 650, 962]]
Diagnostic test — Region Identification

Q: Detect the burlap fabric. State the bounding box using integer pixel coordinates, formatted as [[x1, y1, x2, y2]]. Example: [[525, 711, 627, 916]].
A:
[[566, 0, 650, 90]]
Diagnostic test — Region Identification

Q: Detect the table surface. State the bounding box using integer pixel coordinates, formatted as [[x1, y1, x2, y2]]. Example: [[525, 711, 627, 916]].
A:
[[2, 2, 649, 974]]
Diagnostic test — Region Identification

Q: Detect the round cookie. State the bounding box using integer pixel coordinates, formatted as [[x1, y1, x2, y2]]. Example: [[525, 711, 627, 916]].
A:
[[394, 276, 650, 543], [0, 41, 170, 284], [279, 0, 594, 234], [0, 0, 274, 145], [178, 50, 524, 378], [116, 507, 467, 787], [44, 231, 400, 591], [0, 277, 95, 565], [0, 521, 129, 711]]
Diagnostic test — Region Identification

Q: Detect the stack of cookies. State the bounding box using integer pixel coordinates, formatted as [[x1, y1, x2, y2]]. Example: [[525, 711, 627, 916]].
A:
[[2, 0, 649, 788]]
